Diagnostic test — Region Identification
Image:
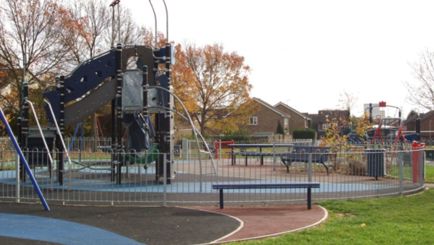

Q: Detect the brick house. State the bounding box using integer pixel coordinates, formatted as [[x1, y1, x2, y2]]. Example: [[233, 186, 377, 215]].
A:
[[273, 102, 311, 134], [246, 98, 290, 137], [311, 109, 351, 137], [404, 110, 434, 141]]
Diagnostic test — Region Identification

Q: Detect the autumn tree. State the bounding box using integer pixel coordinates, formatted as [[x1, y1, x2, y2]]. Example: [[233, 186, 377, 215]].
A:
[[172, 44, 253, 136], [0, 0, 74, 114], [352, 114, 371, 138], [406, 49, 434, 111]]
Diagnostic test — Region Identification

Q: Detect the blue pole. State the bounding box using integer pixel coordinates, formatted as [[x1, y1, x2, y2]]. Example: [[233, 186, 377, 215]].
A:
[[0, 108, 50, 211], [68, 123, 81, 152]]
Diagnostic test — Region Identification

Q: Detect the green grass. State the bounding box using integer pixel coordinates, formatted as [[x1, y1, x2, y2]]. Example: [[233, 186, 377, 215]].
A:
[[388, 165, 412, 179], [235, 189, 434, 245], [426, 165, 434, 183]]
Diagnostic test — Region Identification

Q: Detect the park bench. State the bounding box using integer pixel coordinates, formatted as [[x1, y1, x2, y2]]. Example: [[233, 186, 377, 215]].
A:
[[280, 146, 331, 175], [212, 182, 320, 209], [235, 151, 275, 166], [229, 143, 293, 166]]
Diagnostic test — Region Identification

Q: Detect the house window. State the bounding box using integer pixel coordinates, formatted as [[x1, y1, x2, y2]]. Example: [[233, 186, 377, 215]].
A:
[[249, 116, 258, 125], [284, 118, 289, 128]]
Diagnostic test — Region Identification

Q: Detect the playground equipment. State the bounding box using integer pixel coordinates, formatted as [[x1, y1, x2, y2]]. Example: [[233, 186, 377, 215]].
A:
[[40, 44, 174, 185], [12, 0, 215, 188], [12, 0, 176, 185], [367, 101, 403, 144]]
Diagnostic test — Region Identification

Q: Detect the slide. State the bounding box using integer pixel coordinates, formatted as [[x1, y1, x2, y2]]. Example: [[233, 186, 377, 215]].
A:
[[43, 45, 155, 126]]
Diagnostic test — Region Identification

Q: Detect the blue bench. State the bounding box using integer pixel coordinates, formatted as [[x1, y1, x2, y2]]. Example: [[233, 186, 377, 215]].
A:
[[280, 146, 331, 175], [235, 151, 275, 166], [212, 182, 320, 209], [229, 144, 293, 165]]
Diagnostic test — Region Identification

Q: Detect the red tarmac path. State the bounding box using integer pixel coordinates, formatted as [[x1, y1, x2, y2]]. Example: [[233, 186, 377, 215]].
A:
[[196, 204, 328, 243]]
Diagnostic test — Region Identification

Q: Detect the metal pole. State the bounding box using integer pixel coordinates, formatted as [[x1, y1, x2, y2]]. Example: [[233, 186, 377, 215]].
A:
[[117, 2, 121, 45], [19, 52, 29, 182], [109, 0, 120, 47], [15, 154, 20, 203], [25, 100, 55, 177], [162, 0, 169, 41], [148, 0, 158, 47], [44, 99, 72, 165], [163, 153, 167, 206], [399, 152, 403, 194], [0, 108, 50, 211], [308, 153, 313, 182], [57, 76, 65, 185], [115, 44, 123, 184], [111, 3, 115, 47], [421, 149, 425, 186], [272, 143, 276, 171]]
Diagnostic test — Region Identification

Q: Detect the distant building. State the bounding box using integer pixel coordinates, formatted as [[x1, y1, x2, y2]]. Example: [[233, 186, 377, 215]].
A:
[[273, 102, 311, 134], [404, 110, 434, 141], [312, 109, 351, 137], [246, 98, 290, 137]]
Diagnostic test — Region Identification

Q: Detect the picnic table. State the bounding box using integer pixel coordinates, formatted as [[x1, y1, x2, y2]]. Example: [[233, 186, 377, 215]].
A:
[[280, 146, 331, 174], [228, 143, 293, 166]]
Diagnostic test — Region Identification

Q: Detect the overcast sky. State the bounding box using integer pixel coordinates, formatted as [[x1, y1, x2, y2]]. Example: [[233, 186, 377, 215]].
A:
[[123, 0, 434, 118]]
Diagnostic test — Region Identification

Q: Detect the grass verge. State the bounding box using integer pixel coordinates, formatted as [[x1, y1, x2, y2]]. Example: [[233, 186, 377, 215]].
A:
[[235, 189, 434, 245], [426, 164, 434, 183]]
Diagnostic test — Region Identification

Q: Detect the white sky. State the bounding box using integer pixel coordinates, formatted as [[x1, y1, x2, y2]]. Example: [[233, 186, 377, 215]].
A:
[[123, 0, 434, 118]]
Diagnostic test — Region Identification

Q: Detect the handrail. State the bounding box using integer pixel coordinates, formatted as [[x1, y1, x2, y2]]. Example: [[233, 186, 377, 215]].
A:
[[43, 99, 72, 165], [0, 107, 50, 211], [25, 100, 54, 166], [146, 85, 217, 175]]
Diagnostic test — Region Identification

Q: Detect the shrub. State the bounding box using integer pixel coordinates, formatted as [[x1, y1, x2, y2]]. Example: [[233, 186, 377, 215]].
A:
[[292, 128, 316, 140]]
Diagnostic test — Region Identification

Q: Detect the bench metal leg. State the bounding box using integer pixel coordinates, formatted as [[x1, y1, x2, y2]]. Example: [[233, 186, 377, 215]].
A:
[[231, 152, 235, 165], [307, 187, 312, 209], [219, 189, 224, 209], [284, 162, 292, 173]]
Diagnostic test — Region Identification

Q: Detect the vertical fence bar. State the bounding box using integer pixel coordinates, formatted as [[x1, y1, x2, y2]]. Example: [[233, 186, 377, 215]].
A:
[[15, 153, 20, 203], [398, 150, 405, 195], [308, 153, 312, 182], [163, 153, 167, 206], [420, 149, 425, 187]]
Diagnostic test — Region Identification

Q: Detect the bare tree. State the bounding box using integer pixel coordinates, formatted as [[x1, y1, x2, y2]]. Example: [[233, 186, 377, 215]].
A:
[[406, 49, 434, 111], [0, 0, 71, 112], [63, 0, 151, 65], [338, 90, 357, 115], [61, 0, 110, 65]]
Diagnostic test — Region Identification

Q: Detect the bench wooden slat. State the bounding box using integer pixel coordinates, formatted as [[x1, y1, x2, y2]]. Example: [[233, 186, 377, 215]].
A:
[[212, 182, 320, 209], [280, 146, 331, 175], [212, 183, 320, 189]]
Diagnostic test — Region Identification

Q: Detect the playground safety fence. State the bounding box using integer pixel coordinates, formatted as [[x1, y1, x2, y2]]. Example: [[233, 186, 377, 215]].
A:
[[0, 145, 426, 207]]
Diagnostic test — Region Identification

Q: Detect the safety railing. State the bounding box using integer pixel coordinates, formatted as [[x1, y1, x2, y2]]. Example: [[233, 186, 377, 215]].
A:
[[0, 146, 426, 207]]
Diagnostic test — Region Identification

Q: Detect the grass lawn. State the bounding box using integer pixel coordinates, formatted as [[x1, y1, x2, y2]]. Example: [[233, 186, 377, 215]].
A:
[[426, 164, 434, 183], [236, 189, 434, 245]]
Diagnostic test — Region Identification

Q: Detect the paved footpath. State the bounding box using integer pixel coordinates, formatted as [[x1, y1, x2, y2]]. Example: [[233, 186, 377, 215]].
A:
[[0, 202, 328, 245], [197, 204, 328, 243], [0, 202, 238, 245]]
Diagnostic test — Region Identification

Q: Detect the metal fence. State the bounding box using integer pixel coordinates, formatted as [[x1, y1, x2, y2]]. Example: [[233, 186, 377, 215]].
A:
[[0, 141, 425, 207]]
